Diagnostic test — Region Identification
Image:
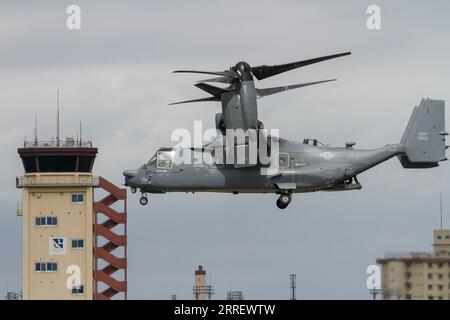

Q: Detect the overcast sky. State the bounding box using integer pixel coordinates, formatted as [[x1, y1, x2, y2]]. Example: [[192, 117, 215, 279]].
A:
[[1, 0, 450, 299]]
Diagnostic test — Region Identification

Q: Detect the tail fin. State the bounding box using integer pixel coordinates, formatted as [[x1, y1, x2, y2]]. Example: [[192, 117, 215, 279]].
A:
[[399, 98, 447, 168]]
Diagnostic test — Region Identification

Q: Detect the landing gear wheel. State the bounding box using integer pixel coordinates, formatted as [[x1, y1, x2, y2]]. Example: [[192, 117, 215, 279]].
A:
[[276, 193, 291, 209], [276, 199, 288, 209], [130, 187, 137, 194], [139, 196, 148, 206], [279, 193, 291, 205]]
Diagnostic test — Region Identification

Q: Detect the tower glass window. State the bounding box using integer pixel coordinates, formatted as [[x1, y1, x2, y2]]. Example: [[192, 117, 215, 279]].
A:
[[38, 156, 77, 172], [71, 194, 84, 203], [72, 239, 84, 249], [35, 262, 57, 272], [46, 262, 58, 271], [35, 216, 57, 226], [77, 156, 94, 172], [35, 263, 45, 272]]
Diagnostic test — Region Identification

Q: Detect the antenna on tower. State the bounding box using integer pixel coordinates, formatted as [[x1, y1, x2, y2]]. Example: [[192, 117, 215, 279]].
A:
[[79, 121, 82, 146], [34, 115, 38, 146], [56, 89, 60, 146], [440, 192, 443, 229]]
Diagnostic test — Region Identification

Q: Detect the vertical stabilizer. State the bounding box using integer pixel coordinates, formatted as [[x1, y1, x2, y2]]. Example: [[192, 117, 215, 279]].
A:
[[399, 98, 447, 168]]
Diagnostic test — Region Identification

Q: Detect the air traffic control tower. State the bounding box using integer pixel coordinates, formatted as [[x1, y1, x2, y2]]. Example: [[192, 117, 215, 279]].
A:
[[17, 137, 128, 300]]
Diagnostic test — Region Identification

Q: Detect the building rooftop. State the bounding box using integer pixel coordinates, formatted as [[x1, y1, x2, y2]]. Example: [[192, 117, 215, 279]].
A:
[[377, 255, 450, 264], [195, 265, 206, 275], [377, 229, 450, 264]]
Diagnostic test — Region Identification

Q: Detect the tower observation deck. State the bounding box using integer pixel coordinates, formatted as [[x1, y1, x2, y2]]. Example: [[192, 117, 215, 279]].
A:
[[18, 139, 97, 174]]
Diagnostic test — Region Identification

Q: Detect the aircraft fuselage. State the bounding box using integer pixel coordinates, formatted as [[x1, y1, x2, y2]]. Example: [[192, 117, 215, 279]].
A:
[[125, 138, 402, 196]]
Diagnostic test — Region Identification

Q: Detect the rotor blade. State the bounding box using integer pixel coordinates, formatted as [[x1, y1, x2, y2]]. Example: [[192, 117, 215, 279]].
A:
[[256, 79, 336, 98], [173, 70, 237, 79], [168, 96, 220, 105], [197, 76, 234, 84], [195, 83, 231, 97], [251, 52, 351, 80]]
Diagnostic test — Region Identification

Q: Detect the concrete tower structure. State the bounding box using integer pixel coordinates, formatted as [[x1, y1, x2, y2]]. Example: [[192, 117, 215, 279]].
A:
[[193, 265, 214, 300], [17, 139, 97, 299], [17, 137, 128, 300]]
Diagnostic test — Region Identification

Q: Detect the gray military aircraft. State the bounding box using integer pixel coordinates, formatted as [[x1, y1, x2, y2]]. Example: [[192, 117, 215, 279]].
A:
[[124, 53, 447, 209]]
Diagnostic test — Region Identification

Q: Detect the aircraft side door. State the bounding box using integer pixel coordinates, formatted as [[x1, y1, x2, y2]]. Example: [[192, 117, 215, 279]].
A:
[[192, 150, 209, 188]]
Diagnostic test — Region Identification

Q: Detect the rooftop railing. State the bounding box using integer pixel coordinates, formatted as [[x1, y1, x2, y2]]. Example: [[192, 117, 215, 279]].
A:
[[22, 139, 93, 148]]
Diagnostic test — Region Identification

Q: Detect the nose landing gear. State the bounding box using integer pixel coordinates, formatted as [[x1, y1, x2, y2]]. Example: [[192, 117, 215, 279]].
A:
[[139, 193, 148, 205], [276, 192, 292, 209]]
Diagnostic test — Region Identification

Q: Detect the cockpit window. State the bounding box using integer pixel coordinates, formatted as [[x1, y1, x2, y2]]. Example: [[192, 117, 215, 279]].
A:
[[156, 151, 175, 169], [148, 154, 157, 167]]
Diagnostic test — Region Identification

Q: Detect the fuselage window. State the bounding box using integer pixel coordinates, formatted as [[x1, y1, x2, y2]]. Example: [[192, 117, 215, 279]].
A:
[[278, 153, 289, 169]]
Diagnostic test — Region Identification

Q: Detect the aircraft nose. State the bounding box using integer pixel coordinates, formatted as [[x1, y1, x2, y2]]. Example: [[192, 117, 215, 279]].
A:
[[123, 170, 138, 178]]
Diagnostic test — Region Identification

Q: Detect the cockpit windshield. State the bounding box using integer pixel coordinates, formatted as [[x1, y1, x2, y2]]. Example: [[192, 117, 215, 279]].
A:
[[148, 149, 175, 169], [148, 154, 157, 167]]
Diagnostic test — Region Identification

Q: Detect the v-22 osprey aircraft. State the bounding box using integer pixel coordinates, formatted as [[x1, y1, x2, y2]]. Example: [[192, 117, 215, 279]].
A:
[[124, 52, 447, 209]]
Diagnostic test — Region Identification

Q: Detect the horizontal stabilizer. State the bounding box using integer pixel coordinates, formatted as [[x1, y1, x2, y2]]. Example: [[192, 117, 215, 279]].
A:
[[256, 79, 336, 98], [398, 156, 439, 168]]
